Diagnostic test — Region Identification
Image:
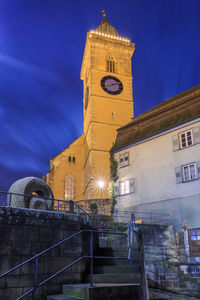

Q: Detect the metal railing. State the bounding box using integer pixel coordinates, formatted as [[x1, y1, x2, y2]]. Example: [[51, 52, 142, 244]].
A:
[[82, 208, 170, 225], [0, 191, 90, 222], [113, 209, 170, 225], [0, 229, 134, 300]]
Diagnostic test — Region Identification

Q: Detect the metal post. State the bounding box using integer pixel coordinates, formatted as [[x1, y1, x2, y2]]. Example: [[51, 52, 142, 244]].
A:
[[87, 214, 89, 222], [69, 200, 75, 213], [165, 246, 169, 267], [101, 188, 103, 215], [32, 255, 38, 300], [115, 209, 118, 222], [77, 207, 80, 216], [90, 231, 93, 287], [57, 200, 59, 212], [8, 193, 12, 207]]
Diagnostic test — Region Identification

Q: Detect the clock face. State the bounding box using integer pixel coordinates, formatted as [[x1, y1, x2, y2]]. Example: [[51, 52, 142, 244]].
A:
[[101, 76, 123, 95]]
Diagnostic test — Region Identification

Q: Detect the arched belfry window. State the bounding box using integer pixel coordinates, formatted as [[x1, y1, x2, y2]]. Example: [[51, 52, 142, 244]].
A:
[[106, 55, 117, 73], [64, 175, 74, 200]]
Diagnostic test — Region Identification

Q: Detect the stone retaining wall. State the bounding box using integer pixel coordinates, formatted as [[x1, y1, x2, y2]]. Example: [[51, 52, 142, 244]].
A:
[[0, 206, 90, 300]]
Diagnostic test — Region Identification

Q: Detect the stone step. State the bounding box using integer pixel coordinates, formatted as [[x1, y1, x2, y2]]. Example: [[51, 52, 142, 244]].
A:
[[95, 247, 141, 257], [47, 295, 81, 300], [99, 236, 128, 248], [93, 257, 140, 266], [63, 284, 88, 299], [61, 283, 141, 300], [94, 264, 141, 274], [86, 273, 141, 284], [149, 288, 199, 300], [94, 246, 129, 255]]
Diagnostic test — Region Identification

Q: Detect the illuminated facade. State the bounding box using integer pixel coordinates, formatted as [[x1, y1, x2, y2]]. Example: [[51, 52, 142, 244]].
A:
[[46, 15, 135, 210]]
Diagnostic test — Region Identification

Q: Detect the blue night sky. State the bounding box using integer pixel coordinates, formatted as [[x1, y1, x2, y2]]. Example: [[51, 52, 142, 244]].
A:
[[0, 0, 199, 191]]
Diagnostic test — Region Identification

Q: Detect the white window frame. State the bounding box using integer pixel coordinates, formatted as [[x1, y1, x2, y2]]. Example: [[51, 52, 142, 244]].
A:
[[119, 178, 135, 195], [120, 179, 129, 195], [182, 163, 197, 182], [119, 152, 129, 168], [179, 130, 193, 149]]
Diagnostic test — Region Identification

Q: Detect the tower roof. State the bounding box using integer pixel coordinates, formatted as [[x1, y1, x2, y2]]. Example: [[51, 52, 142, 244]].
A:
[[96, 12, 118, 37]]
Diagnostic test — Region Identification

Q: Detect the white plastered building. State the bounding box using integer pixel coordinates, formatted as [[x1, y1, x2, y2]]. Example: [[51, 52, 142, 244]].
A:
[[111, 85, 200, 235]]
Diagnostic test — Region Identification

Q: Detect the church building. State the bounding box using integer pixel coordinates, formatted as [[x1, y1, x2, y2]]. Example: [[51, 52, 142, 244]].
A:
[[46, 14, 135, 211]]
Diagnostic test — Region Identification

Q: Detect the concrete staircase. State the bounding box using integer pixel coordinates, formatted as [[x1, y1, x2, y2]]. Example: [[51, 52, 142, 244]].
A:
[[47, 234, 142, 300]]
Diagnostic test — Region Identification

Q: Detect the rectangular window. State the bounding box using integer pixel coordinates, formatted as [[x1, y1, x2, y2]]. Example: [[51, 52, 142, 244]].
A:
[[182, 163, 197, 182], [190, 230, 200, 241], [179, 130, 193, 148], [120, 178, 135, 195], [119, 152, 129, 168]]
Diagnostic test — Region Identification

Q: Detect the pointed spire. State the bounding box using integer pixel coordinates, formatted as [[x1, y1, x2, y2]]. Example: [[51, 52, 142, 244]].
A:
[[96, 10, 118, 36]]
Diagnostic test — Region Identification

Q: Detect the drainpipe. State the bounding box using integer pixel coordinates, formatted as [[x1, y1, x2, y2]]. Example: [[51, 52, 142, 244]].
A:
[[183, 226, 190, 262]]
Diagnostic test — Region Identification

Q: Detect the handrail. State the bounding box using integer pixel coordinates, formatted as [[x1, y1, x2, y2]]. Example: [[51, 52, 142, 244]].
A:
[[0, 191, 90, 221], [0, 229, 129, 300], [128, 213, 135, 273]]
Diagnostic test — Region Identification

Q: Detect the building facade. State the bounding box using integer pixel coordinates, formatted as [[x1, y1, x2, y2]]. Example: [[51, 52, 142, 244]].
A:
[[112, 85, 200, 230], [46, 15, 135, 210]]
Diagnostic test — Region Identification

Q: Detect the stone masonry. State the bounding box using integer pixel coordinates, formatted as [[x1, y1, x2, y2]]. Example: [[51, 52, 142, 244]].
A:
[[0, 206, 90, 300]]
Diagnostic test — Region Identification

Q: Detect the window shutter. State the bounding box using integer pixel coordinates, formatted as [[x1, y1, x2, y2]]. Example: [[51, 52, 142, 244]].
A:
[[129, 178, 135, 193], [172, 134, 179, 151], [114, 185, 120, 196], [193, 127, 200, 144], [196, 161, 200, 179], [119, 154, 123, 167], [175, 166, 182, 183], [124, 152, 129, 166]]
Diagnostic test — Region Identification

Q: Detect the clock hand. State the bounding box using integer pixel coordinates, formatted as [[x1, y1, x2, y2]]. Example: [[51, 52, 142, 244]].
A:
[[105, 82, 119, 87]]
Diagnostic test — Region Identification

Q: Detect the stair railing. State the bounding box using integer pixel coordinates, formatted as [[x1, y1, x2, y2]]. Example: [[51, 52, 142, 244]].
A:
[[0, 191, 90, 221], [113, 209, 170, 225], [0, 229, 129, 300], [128, 213, 135, 273], [128, 213, 149, 300]]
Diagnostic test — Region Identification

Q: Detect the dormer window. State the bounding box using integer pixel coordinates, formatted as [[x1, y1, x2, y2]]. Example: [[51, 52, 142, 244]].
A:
[[106, 55, 117, 73]]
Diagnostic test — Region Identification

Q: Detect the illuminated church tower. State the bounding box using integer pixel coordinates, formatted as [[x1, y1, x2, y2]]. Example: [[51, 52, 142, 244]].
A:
[[47, 13, 135, 210], [81, 13, 135, 201]]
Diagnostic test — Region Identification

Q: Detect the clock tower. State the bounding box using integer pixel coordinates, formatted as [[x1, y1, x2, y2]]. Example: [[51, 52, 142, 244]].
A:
[[81, 14, 135, 201]]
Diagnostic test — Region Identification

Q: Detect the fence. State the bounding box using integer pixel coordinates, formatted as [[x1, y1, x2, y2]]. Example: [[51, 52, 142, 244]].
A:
[[0, 191, 171, 225], [0, 191, 90, 221]]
